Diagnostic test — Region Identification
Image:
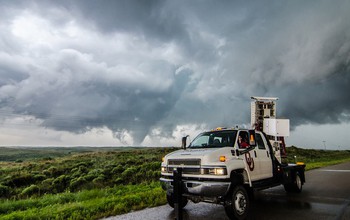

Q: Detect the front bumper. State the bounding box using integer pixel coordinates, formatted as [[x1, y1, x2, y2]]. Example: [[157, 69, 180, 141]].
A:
[[160, 177, 231, 197]]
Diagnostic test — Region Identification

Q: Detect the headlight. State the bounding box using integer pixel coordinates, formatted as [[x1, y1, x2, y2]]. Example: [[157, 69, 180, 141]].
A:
[[161, 166, 167, 172], [205, 167, 227, 175], [214, 168, 226, 175]]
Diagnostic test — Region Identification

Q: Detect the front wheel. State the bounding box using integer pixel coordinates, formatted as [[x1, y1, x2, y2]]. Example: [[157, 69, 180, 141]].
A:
[[166, 193, 188, 208], [225, 185, 250, 220]]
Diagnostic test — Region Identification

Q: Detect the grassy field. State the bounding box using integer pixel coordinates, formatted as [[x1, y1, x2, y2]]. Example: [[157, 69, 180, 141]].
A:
[[0, 146, 349, 219], [0, 147, 174, 219]]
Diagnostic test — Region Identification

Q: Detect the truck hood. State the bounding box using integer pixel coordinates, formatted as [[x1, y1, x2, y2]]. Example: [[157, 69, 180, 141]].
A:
[[166, 148, 219, 159], [164, 147, 233, 165]]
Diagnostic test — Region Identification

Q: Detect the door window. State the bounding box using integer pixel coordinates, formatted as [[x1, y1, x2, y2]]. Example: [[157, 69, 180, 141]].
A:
[[256, 133, 266, 149], [237, 131, 249, 148]]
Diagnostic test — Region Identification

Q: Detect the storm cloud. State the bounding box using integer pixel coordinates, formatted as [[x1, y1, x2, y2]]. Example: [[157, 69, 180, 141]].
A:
[[0, 0, 349, 145]]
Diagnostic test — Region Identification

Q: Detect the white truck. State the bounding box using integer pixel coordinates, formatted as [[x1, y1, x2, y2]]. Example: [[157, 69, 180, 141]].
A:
[[160, 97, 306, 220]]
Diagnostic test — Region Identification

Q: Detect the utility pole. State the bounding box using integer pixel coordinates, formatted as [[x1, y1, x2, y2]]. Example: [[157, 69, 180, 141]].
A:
[[323, 141, 326, 150]]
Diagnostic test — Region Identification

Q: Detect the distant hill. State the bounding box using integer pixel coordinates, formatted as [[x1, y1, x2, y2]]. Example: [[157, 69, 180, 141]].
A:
[[0, 146, 144, 162]]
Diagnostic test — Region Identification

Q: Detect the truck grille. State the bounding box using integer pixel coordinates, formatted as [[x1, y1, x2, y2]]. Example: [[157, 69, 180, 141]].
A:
[[167, 159, 201, 174]]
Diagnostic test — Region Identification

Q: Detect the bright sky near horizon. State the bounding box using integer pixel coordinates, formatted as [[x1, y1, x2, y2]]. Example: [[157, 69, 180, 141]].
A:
[[0, 0, 350, 150]]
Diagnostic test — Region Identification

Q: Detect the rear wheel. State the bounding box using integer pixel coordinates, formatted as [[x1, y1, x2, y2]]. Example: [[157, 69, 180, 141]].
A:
[[166, 193, 188, 208], [225, 185, 250, 220], [284, 172, 302, 193]]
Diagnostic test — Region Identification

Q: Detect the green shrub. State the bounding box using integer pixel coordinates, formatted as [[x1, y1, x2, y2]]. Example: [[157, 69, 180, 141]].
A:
[[75, 162, 91, 168], [69, 177, 87, 192], [33, 174, 46, 182], [42, 169, 51, 176], [146, 161, 161, 170], [45, 166, 58, 177], [0, 184, 10, 198], [87, 168, 103, 176], [121, 167, 137, 177], [71, 167, 79, 173], [8, 174, 35, 187], [21, 184, 40, 197], [92, 175, 105, 184], [78, 165, 88, 174], [84, 173, 97, 182], [121, 167, 138, 183], [114, 178, 123, 185], [42, 178, 54, 186], [41, 178, 54, 192], [52, 175, 69, 193], [112, 165, 124, 174]]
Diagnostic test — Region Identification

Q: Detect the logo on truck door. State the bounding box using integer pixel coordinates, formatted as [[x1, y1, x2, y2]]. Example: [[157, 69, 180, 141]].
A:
[[245, 152, 255, 171]]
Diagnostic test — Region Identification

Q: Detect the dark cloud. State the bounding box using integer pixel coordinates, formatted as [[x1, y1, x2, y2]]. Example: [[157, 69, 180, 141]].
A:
[[0, 0, 349, 145], [1, 47, 191, 144], [279, 63, 350, 127]]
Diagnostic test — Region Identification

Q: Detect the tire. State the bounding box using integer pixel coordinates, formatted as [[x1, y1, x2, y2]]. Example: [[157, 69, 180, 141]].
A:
[[225, 185, 250, 220], [284, 172, 302, 193], [166, 193, 188, 208]]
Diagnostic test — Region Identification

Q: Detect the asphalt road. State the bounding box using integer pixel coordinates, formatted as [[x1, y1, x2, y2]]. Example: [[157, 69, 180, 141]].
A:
[[104, 162, 350, 220]]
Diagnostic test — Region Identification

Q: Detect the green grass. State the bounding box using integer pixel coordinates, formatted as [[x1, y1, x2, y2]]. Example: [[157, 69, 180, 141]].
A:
[[0, 182, 166, 220], [285, 146, 350, 171], [305, 158, 350, 170]]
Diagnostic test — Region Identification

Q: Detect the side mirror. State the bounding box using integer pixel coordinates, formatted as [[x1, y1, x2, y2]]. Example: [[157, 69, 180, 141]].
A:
[[249, 130, 257, 147], [182, 135, 189, 150]]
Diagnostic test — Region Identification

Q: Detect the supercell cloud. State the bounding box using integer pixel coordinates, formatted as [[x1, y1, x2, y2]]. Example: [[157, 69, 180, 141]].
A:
[[0, 0, 349, 146]]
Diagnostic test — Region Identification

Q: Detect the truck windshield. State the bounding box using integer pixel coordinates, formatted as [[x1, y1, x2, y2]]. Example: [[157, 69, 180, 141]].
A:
[[189, 130, 237, 148]]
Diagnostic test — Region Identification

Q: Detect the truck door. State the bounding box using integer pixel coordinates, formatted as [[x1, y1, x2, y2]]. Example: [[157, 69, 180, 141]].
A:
[[255, 133, 273, 179], [237, 131, 261, 181]]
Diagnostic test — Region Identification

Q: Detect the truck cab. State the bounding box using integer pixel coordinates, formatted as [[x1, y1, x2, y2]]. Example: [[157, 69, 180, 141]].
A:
[[160, 128, 274, 197]]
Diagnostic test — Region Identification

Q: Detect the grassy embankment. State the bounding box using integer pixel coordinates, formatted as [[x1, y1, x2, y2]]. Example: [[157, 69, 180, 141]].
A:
[[0, 146, 349, 219]]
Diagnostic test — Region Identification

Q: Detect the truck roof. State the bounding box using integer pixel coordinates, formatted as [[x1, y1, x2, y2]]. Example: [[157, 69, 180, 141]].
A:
[[210, 127, 258, 132]]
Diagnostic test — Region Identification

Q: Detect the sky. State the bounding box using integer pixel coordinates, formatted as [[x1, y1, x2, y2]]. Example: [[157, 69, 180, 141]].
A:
[[0, 0, 349, 149]]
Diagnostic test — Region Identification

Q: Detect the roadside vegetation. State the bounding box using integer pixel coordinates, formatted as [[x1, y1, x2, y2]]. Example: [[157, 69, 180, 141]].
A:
[[285, 146, 350, 170], [0, 147, 174, 219], [0, 146, 349, 219]]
